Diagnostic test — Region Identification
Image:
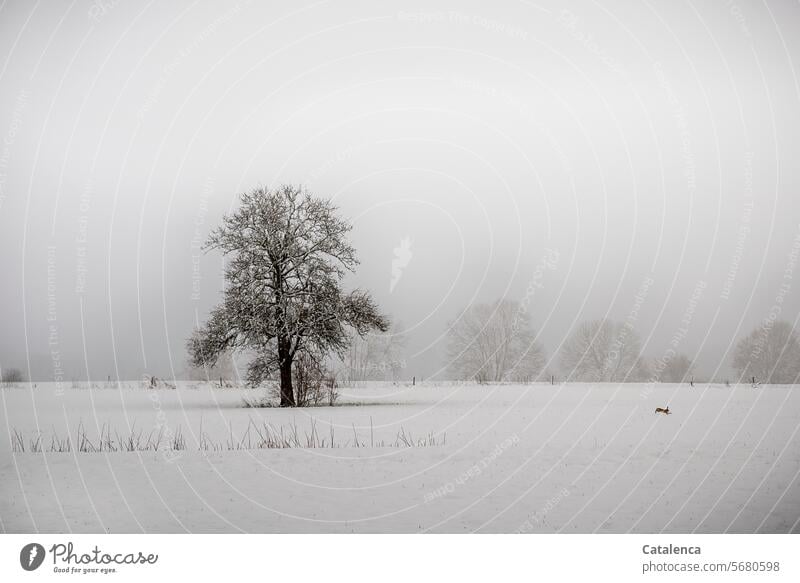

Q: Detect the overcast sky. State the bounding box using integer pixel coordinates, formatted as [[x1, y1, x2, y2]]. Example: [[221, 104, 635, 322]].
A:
[[1, 0, 799, 382]]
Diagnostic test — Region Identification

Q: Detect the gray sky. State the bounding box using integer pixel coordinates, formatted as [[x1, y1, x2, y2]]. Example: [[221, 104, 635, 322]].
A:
[[1, 0, 799, 382]]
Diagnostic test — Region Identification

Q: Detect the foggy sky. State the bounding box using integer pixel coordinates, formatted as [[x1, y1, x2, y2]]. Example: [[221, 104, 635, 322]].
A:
[[1, 0, 799, 382]]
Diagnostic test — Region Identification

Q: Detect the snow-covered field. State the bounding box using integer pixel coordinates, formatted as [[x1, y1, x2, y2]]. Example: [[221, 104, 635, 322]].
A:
[[1, 382, 799, 533]]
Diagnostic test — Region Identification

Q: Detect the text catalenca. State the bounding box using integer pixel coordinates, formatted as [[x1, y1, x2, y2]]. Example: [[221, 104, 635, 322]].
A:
[[642, 544, 701, 555]]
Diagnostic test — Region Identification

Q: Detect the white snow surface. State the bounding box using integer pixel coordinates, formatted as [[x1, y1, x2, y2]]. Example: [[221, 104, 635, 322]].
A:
[[1, 382, 799, 533]]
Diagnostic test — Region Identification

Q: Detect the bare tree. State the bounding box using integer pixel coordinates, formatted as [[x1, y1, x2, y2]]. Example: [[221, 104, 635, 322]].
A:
[[560, 319, 648, 382], [185, 348, 239, 386], [341, 322, 406, 383], [187, 185, 388, 406], [733, 320, 800, 384], [446, 299, 546, 383], [658, 353, 694, 383], [1, 367, 24, 384]]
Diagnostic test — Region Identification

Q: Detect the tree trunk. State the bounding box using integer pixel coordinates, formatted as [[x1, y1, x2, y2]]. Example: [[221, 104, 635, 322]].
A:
[[279, 358, 295, 407], [277, 333, 295, 406]]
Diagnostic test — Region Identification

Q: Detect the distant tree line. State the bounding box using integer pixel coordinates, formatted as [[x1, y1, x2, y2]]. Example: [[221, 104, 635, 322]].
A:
[[445, 300, 800, 385]]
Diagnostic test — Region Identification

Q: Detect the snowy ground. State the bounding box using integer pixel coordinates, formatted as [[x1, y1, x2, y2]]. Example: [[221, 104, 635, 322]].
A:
[[1, 382, 799, 533]]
